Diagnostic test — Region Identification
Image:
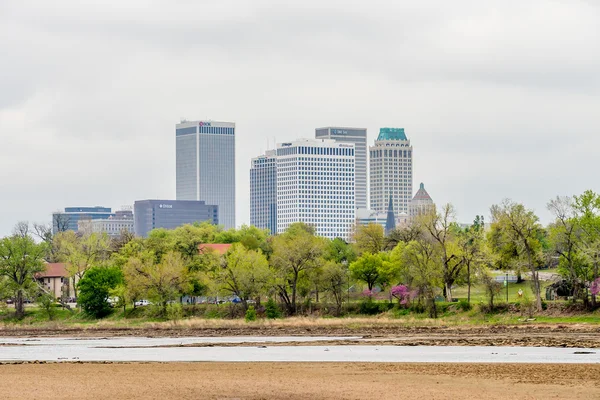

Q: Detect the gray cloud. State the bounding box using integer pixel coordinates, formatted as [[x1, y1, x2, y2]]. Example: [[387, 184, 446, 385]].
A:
[[0, 0, 598, 235]]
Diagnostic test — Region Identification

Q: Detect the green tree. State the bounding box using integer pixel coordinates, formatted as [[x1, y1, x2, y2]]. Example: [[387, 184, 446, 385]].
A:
[[489, 200, 545, 311], [352, 223, 384, 255], [214, 244, 270, 309], [77, 266, 123, 318], [349, 252, 397, 291], [270, 222, 325, 314], [0, 223, 47, 319], [321, 261, 348, 316], [420, 203, 464, 301], [457, 215, 487, 304], [572, 190, 600, 307]]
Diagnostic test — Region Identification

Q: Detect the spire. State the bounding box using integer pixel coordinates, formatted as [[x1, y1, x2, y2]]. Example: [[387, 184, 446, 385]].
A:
[[412, 182, 432, 201], [385, 194, 396, 234]]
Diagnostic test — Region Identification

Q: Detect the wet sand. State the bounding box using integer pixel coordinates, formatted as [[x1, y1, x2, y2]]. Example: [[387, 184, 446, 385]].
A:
[[0, 362, 598, 399]]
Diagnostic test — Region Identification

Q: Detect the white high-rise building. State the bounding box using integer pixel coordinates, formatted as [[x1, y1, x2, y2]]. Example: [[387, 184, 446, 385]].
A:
[[276, 139, 355, 240], [315, 127, 367, 209], [369, 128, 413, 216], [176, 120, 235, 229], [250, 150, 277, 234]]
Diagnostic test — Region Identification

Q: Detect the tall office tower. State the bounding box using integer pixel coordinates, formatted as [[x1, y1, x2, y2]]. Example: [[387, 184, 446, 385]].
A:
[[369, 128, 413, 216], [250, 150, 277, 234], [276, 139, 355, 241], [315, 127, 367, 209], [176, 120, 235, 229]]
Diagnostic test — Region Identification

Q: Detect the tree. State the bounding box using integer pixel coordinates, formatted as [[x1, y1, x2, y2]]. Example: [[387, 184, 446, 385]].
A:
[[214, 244, 270, 309], [77, 266, 123, 318], [352, 223, 384, 255], [420, 204, 464, 301], [457, 215, 486, 304], [325, 238, 356, 265], [384, 223, 422, 251], [547, 196, 589, 304], [124, 251, 192, 315], [572, 190, 600, 307], [489, 200, 545, 311], [349, 252, 398, 291], [55, 230, 111, 298], [270, 222, 325, 314], [0, 223, 47, 319], [321, 261, 348, 316], [480, 269, 502, 311]]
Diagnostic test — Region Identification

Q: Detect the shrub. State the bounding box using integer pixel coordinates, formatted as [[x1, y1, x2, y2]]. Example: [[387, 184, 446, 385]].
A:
[[359, 298, 381, 315], [37, 292, 57, 321], [166, 303, 183, 321], [265, 298, 281, 319], [457, 300, 472, 312], [245, 306, 257, 322]]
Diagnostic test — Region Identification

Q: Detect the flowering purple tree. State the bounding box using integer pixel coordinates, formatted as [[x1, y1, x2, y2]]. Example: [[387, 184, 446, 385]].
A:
[[391, 285, 412, 307], [591, 278, 600, 296]]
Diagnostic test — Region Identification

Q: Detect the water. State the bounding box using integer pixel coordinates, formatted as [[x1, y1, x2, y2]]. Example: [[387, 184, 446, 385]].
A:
[[0, 337, 597, 363]]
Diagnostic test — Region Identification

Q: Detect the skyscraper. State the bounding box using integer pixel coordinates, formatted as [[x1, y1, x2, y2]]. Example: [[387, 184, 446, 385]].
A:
[[276, 139, 355, 240], [176, 120, 235, 229], [369, 128, 413, 216], [250, 150, 277, 234], [315, 127, 367, 209], [409, 183, 434, 219]]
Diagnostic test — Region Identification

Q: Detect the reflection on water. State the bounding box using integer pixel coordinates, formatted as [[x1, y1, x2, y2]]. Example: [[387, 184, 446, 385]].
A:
[[0, 337, 598, 363]]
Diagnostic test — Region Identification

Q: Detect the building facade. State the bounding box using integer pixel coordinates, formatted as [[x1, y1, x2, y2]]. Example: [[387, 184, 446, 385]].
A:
[[78, 210, 134, 237], [315, 127, 367, 209], [369, 128, 413, 216], [409, 182, 434, 219], [276, 139, 355, 241], [176, 120, 235, 229], [250, 150, 277, 234], [52, 206, 113, 234], [133, 200, 219, 237]]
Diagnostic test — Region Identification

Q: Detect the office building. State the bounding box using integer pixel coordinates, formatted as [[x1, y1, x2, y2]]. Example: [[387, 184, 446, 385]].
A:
[[369, 128, 413, 216], [133, 199, 218, 237], [355, 208, 387, 231], [52, 206, 113, 234], [77, 210, 134, 237], [409, 182, 434, 219], [276, 139, 355, 241], [315, 127, 367, 209], [176, 119, 235, 229], [250, 150, 277, 234]]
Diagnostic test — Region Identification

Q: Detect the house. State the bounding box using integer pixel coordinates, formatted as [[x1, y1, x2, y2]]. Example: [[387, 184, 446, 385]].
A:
[[198, 243, 232, 255], [37, 263, 75, 300]]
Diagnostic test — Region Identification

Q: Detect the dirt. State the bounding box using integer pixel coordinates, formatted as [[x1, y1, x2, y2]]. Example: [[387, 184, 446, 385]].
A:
[[0, 362, 597, 399], [1, 323, 599, 348]]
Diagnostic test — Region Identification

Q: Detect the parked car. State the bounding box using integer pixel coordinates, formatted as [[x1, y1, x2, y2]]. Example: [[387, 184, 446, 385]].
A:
[[135, 300, 151, 307]]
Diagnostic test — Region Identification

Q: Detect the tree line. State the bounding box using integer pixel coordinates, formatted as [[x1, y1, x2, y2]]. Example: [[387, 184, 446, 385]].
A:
[[1, 190, 599, 319]]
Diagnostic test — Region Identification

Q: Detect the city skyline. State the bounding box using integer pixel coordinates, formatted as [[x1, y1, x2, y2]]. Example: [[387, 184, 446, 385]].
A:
[[1, 1, 598, 236]]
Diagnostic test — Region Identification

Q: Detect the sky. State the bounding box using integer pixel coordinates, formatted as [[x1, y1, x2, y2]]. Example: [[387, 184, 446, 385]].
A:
[[1, 0, 599, 236]]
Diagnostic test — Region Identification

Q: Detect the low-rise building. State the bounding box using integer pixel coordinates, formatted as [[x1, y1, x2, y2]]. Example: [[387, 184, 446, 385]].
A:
[[37, 263, 76, 300], [134, 199, 219, 237]]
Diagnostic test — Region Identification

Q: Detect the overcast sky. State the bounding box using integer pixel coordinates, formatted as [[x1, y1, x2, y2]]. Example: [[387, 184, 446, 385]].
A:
[[1, 0, 598, 236]]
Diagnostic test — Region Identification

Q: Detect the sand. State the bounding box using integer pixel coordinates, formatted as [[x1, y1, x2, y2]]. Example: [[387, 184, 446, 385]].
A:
[[0, 362, 598, 400]]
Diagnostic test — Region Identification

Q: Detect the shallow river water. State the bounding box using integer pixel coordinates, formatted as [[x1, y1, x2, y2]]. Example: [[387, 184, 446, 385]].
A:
[[0, 336, 598, 363]]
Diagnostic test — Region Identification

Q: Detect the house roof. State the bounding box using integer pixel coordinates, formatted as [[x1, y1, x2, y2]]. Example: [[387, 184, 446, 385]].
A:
[[198, 243, 232, 255], [39, 263, 68, 278]]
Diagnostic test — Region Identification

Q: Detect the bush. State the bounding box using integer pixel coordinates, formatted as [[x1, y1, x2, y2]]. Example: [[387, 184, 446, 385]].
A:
[[358, 298, 381, 315], [77, 267, 123, 318], [245, 306, 257, 322], [166, 303, 183, 321], [265, 298, 281, 319], [457, 300, 472, 312], [37, 293, 57, 321]]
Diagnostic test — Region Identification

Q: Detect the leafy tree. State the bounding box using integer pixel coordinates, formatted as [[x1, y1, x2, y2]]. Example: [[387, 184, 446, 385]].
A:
[[321, 261, 348, 316], [36, 292, 57, 321], [77, 266, 123, 318], [124, 251, 192, 315], [214, 244, 270, 309], [270, 222, 325, 314], [349, 252, 397, 291], [457, 215, 487, 304], [384, 223, 422, 251], [55, 230, 111, 298], [325, 238, 356, 265], [352, 223, 384, 255], [489, 200, 545, 311], [420, 203, 464, 301], [572, 190, 600, 307], [0, 223, 47, 318]]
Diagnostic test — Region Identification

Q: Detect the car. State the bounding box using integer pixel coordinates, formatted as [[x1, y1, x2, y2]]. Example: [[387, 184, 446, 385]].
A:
[[135, 300, 151, 307]]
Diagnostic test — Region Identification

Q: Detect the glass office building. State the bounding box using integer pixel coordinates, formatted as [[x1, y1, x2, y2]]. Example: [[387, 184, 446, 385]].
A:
[[133, 199, 219, 237], [315, 127, 367, 209], [176, 120, 235, 229], [250, 150, 277, 234], [52, 206, 113, 234]]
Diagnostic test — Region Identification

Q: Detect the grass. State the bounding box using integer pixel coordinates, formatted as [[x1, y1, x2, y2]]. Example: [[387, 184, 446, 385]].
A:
[[452, 281, 547, 303]]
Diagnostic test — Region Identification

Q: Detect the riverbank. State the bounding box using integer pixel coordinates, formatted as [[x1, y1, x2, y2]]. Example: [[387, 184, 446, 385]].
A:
[[0, 362, 598, 399], [1, 318, 599, 347]]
